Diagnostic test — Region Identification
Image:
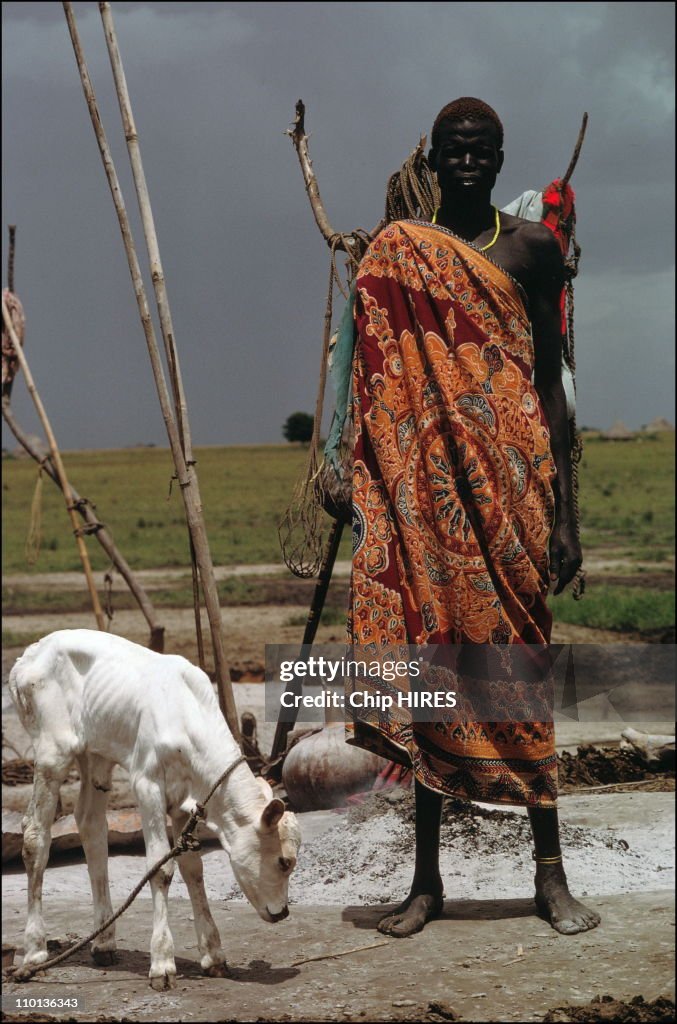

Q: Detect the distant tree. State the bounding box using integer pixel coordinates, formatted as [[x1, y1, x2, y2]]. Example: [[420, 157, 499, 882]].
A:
[[283, 411, 314, 443]]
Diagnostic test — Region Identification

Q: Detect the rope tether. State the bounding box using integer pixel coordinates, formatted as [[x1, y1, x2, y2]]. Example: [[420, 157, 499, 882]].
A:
[[9, 754, 247, 983]]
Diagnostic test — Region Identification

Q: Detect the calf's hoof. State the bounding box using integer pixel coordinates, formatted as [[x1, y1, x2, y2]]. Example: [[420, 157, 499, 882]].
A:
[[21, 949, 48, 968], [149, 970, 177, 991], [203, 961, 229, 978], [91, 948, 116, 966]]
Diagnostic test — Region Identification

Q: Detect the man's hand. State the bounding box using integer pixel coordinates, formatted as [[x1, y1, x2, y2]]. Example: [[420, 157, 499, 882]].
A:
[[549, 521, 582, 595]]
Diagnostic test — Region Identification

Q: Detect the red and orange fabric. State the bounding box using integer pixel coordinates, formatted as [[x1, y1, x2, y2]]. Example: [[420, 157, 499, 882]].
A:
[[542, 179, 576, 340], [346, 220, 559, 807]]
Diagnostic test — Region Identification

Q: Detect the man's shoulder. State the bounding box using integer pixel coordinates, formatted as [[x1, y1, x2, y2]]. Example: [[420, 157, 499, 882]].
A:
[[503, 215, 563, 271], [502, 212, 557, 247]]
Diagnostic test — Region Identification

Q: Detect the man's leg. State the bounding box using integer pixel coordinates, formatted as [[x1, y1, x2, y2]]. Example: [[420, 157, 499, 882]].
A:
[[528, 806, 601, 934], [377, 779, 444, 937]]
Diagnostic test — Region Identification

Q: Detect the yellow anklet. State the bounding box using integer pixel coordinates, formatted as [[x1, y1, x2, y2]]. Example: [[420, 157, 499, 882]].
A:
[[533, 853, 563, 864]]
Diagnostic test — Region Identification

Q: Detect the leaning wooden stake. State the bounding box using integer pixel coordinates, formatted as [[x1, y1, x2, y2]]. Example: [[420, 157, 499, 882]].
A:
[[97, 1, 205, 668], [2, 397, 165, 651], [3, 225, 164, 650], [62, 2, 239, 740], [2, 298, 106, 631], [270, 519, 345, 763]]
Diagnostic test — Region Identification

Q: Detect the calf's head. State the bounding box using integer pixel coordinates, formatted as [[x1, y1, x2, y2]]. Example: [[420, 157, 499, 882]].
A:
[[227, 778, 301, 923]]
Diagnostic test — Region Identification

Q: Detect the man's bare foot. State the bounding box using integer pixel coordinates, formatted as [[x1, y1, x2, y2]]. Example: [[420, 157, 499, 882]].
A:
[[377, 891, 444, 937], [535, 863, 601, 934]]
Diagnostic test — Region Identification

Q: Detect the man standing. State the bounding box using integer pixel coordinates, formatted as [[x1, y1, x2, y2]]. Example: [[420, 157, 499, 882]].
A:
[[346, 97, 600, 937]]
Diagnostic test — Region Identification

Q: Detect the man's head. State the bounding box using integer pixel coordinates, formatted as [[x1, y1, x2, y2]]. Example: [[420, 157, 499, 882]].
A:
[[431, 97, 504, 151], [429, 97, 504, 199]]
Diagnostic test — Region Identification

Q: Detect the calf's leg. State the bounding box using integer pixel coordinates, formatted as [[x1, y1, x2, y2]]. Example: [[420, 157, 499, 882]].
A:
[[134, 775, 177, 990], [22, 758, 70, 966], [170, 809, 227, 977], [75, 756, 117, 964]]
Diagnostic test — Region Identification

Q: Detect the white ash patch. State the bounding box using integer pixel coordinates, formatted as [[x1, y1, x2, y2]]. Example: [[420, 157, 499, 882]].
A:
[[222, 793, 674, 907]]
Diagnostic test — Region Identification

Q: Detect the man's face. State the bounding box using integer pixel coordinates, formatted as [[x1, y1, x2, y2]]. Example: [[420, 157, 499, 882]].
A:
[[430, 118, 504, 197]]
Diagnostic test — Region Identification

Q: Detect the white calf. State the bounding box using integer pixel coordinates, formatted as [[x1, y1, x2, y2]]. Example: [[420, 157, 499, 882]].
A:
[[9, 629, 301, 989]]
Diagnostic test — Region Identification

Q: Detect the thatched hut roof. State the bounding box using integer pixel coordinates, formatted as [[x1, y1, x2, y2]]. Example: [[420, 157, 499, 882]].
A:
[[604, 420, 635, 440], [642, 417, 674, 433]]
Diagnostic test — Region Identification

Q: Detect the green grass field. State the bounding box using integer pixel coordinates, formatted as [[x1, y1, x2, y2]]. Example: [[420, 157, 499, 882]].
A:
[[2, 434, 674, 634], [575, 433, 675, 560], [2, 444, 352, 572]]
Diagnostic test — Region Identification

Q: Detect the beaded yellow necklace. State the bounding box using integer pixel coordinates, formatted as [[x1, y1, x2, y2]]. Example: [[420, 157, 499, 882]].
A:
[[432, 205, 501, 252]]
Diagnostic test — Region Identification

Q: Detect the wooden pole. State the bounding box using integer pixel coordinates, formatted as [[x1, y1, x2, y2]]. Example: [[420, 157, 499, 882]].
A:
[[286, 100, 384, 256], [561, 113, 589, 190], [99, 3, 192, 457], [62, 2, 239, 741], [270, 519, 345, 762], [2, 299, 106, 631], [8, 225, 16, 293], [96, 1, 206, 669]]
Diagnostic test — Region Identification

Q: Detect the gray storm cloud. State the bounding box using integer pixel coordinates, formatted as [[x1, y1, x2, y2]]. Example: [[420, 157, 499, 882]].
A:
[[2, 1, 674, 448]]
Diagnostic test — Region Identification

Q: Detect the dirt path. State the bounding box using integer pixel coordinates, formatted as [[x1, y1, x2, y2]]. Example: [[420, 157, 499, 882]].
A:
[[5, 553, 670, 669], [2, 605, 317, 662], [2, 563, 353, 591], [4, 554, 672, 591], [0, 605, 645, 673]]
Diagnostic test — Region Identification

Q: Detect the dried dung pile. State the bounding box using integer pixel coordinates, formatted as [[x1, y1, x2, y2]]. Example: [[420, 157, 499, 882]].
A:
[[388, 1000, 461, 1021], [542, 994, 675, 1022], [347, 789, 612, 858], [558, 745, 675, 792]]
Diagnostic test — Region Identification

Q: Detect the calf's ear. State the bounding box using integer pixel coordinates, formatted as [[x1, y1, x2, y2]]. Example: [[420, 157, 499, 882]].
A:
[[260, 798, 285, 830]]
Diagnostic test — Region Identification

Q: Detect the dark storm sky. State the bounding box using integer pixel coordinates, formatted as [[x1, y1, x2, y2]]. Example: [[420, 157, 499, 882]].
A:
[[2, 2, 674, 449]]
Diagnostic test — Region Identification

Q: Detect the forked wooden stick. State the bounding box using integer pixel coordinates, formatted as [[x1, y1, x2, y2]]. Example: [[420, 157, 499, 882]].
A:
[[286, 100, 385, 256]]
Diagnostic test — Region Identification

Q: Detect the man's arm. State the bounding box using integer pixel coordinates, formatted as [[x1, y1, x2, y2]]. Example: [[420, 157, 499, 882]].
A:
[[528, 225, 582, 595]]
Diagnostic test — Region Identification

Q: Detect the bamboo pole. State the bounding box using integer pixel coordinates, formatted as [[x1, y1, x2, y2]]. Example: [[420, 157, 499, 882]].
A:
[[62, 3, 185, 469], [2, 396, 165, 651], [96, 1, 206, 670], [2, 299, 106, 631], [62, 2, 239, 741], [99, 3, 192, 459]]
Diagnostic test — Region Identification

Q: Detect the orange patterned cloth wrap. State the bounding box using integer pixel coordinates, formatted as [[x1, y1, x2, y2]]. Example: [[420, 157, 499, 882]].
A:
[[346, 220, 559, 807]]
